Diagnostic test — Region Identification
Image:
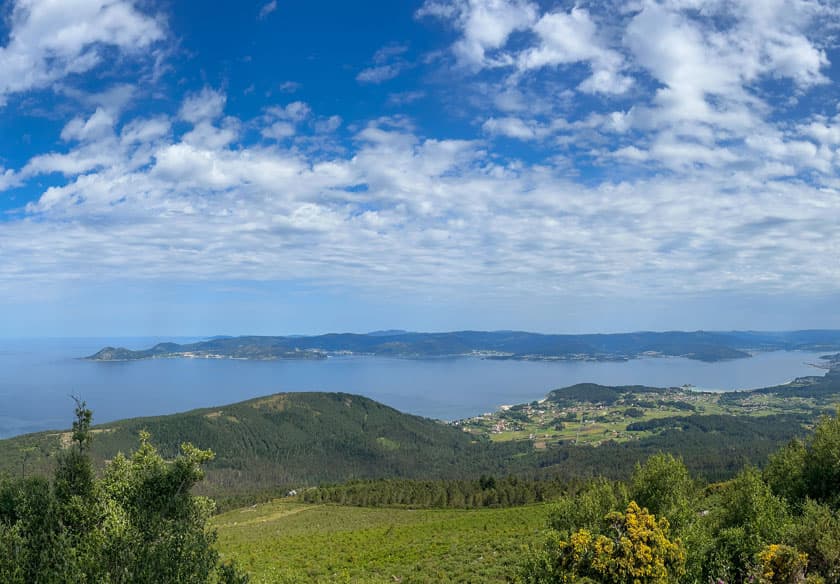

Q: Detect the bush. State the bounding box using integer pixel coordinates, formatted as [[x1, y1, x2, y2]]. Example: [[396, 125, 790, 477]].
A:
[[520, 501, 685, 583], [0, 402, 249, 583]]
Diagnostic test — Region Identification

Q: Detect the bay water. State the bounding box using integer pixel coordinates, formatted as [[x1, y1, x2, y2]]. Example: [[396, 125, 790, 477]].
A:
[[0, 337, 829, 439]]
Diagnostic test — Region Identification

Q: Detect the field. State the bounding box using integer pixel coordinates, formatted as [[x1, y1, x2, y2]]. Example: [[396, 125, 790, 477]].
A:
[[213, 499, 550, 583], [454, 384, 825, 447]]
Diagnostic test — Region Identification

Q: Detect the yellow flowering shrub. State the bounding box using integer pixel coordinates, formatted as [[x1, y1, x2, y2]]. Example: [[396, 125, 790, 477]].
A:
[[754, 544, 813, 584], [524, 501, 685, 584]]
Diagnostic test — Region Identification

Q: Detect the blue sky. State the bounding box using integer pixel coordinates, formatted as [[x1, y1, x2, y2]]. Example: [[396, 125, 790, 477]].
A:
[[1, 0, 839, 337]]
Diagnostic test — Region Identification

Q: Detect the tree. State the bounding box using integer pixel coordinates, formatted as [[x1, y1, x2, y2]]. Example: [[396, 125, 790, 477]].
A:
[[548, 478, 628, 538], [683, 467, 790, 584], [766, 411, 840, 509], [0, 403, 248, 583], [630, 453, 695, 533], [788, 500, 840, 584], [765, 438, 807, 506], [803, 412, 840, 507]]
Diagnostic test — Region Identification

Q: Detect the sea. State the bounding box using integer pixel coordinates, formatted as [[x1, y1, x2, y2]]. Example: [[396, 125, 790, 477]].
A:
[[0, 337, 831, 439]]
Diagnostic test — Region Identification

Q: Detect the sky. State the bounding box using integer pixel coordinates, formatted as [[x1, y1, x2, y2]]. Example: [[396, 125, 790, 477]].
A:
[[0, 0, 839, 337]]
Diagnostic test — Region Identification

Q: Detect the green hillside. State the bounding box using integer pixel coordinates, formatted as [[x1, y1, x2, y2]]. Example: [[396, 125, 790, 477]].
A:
[[0, 392, 530, 498], [3, 379, 832, 501]]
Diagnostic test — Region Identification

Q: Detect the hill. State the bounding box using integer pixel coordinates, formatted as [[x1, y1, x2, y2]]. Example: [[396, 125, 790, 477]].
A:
[[3, 373, 835, 501], [0, 392, 530, 499], [83, 329, 840, 362]]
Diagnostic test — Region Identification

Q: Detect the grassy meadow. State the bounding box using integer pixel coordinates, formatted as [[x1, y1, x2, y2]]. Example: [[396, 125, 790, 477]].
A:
[[214, 498, 550, 583]]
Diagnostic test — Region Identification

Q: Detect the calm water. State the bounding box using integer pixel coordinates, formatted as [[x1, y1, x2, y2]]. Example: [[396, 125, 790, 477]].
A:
[[0, 337, 830, 439]]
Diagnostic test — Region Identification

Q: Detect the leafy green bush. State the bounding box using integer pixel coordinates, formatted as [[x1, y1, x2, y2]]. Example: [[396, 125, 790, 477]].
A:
[[0, 402, 248, 583]]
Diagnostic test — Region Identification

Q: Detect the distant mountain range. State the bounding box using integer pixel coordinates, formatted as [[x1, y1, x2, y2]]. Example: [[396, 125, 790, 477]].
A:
[[84, 329, 840, 363]]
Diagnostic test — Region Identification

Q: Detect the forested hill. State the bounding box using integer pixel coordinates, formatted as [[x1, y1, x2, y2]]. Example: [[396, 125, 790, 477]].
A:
[[0, 392, 530, 497], [85, 329, 840, 362], [2, 376, 832, 501]]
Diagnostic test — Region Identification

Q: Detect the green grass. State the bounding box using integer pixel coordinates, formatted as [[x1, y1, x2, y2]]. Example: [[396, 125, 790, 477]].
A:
[[214, 499, 550, 583], [462, 387, 828, 448]]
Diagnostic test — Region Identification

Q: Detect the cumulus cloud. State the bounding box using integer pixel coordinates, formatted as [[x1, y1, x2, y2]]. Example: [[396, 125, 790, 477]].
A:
[[0, 0, 164, 105], [1, 85, 838, 303], [260, 101, 312, 140], [518, 8, 632, 95], [179, 88, 227, 123], [421, 0, 836, 173], [418, 0, 538, 69], [0, 2, 839, 309]]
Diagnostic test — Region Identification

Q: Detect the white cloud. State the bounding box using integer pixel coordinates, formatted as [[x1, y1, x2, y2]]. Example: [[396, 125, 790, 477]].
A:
[[0, 0, 164, 105], [267, 101, 311, 123], [2, 93, 838, 302], [387, 90, 425, 106], [357, 64, 403, 84], [418, 0, 538, 69], [518, 8, 632, 95], [278, 81, 302, 93], [258, 1, 277, 20], [0, 167, 20, 191], [313, 115, 342, 134], [261, 121, 296, 140], [482, 116, 539, 140], [624, 0, 830, 127], [357, 44, 411, 84], [421, 0, 836, 178], [60, 108, 116, 142], [259, 101, 313, 140], [1, 2, 839, 308], [179, 88, 227, 123], [120, 116, 171, 144]]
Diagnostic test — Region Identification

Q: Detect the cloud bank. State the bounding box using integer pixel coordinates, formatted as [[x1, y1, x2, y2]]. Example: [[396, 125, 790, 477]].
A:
[[0, 0, 838, 317]]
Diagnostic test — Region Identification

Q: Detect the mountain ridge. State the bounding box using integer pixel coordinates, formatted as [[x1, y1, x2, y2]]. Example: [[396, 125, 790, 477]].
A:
[[83, 329, 840, 363]]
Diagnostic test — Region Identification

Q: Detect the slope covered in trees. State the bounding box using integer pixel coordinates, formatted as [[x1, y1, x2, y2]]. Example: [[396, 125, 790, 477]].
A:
[[0, 389, 817, 504], [0, 392, 532, 499]]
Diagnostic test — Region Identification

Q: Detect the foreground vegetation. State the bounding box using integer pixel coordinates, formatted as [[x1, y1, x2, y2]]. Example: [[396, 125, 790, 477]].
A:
[[214, 410, 840, 583], [0, 401, 247, 583], [6, 392, 840, 582], [517, 406, 840, 583]]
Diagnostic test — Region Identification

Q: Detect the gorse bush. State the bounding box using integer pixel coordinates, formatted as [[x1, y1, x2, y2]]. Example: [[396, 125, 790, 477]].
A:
[[0, 400, 248, 583], [521, 501, 685, 584]]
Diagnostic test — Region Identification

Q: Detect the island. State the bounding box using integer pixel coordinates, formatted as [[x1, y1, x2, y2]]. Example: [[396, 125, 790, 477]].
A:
[[84, 329, 840, 362]]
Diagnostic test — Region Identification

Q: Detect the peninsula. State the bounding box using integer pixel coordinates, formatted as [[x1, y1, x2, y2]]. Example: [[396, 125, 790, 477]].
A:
[[84, 329, 840, 363]]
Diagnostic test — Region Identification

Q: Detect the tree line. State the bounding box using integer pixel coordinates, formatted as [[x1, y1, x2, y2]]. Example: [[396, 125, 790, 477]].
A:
[[301, 475, 569, 508]]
